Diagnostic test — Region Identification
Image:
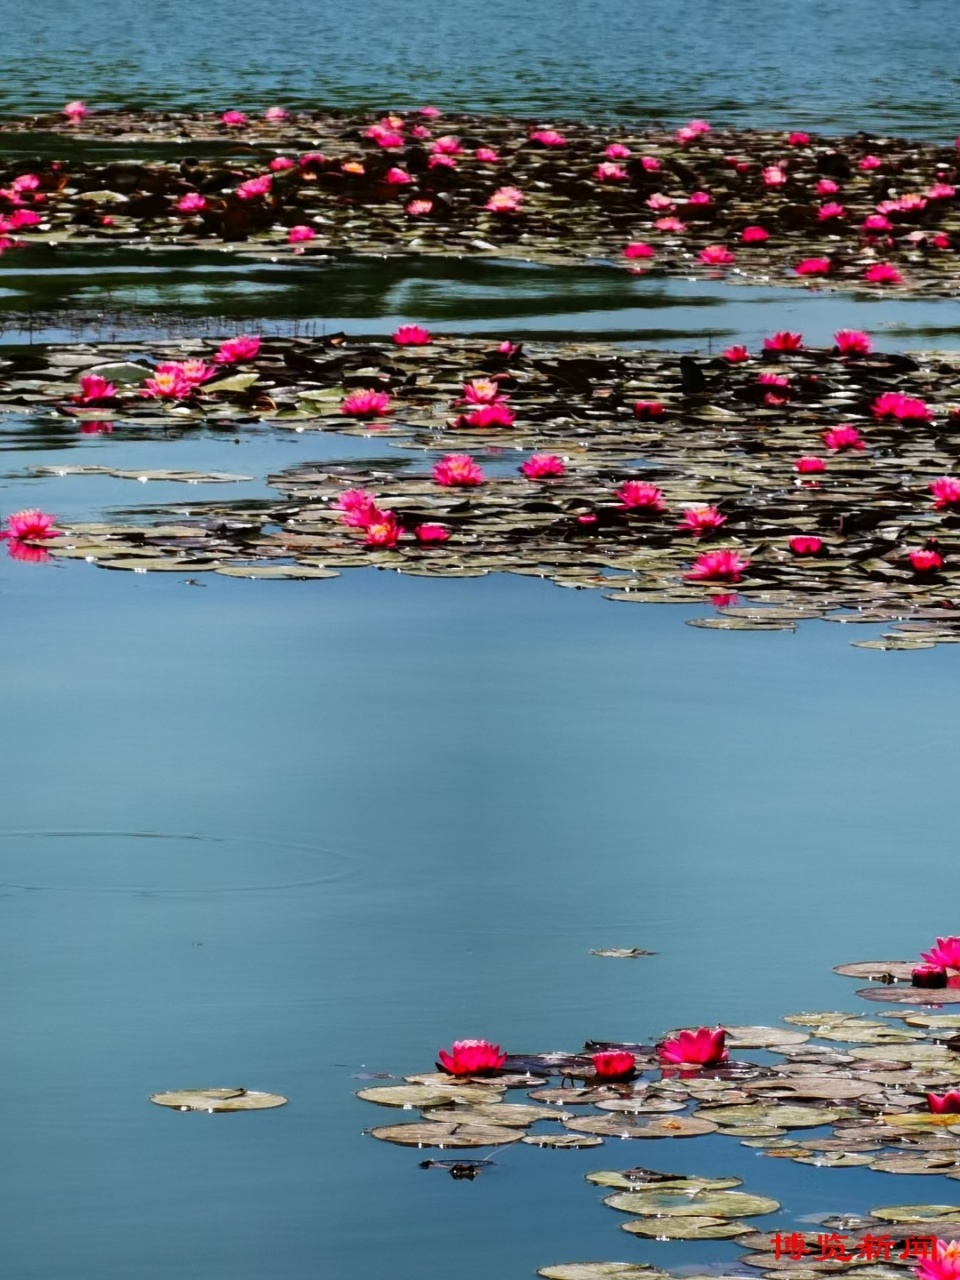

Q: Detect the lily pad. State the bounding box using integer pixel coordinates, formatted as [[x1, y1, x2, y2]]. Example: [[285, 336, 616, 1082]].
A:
[[523, 1133, 605, 1149], [149, 1088, 287, 1111], [538, 1265, 669, 1280], [565, 1115, 719, 1139], [357, 1083, 502, 1107], [620, 1216, 752, 1239], [368, 1121, 523, 1148], [603, 1189, 780, 1217]]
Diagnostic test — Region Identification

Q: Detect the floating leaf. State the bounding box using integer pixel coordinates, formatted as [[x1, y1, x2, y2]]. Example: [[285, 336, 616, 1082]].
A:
[[368, 1121, 523, 1148], [523, 1133, 605, 1148], [565, 1115, 720, 1138], [538, 1265, 668, 1280], [357, 1084, 502, 1107], [620, 1216, 751, 1239], [603, 1189, 780, 1217], [149, 1087, 287, 1111]]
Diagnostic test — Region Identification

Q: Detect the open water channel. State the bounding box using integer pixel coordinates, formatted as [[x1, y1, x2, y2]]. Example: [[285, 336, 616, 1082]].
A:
[[2, 2, 960, 1277]]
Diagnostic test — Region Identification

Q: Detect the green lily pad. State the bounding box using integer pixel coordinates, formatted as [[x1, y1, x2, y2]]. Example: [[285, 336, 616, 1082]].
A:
[[869, 1204, 960, 1221], [149, 1088, 287, 1111], [368, 1121, 523, 1147], [356, 1084, 502, 1107], [620, 1216, 752, 1239], [522, 1133, 605, 1148], [538, 1265, 669, 1280], [565, 1115, 719, 1139], [603, 1189, 780, 1217], [585, 1171, 742, 1191]]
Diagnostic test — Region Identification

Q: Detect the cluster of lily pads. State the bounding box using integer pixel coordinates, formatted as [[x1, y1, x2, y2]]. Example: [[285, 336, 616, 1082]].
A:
[[2, 106, 960, 292], [357, 941, 960, 1278], [8, 329, 960, 645]]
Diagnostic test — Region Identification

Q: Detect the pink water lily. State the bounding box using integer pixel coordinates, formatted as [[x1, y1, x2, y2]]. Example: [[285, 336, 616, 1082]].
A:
[[236, 175, 271, 200], [834, 329, 872, 355], [864, 263, 903, 284], [678, 505, 726, 535], [530, 129, 566, 147], [341, 389, 391, 418], [595, 162, 628, 181], [592, 1050, 637, 1082], [617, 481, 666, 512], [795, 258, 831, 276], [221, 110, 248, 127], [406, 200, 433, 216], [872, 391, 931, 422], [485, 186, 523, 214], [788, 131, 811, 146], [176, 192, 207, 213], [215, 335, 261, 364], [264, 106, 289, 121], [142, 370, 192, 400], [723, 345, 751, 362], [521, 454, 565, 479], [2, 509, 61, 541], [269, 157, 295, 172], [364, 512, 403, 547], [604, 143, 631, 159], [623, 242, 655, 260], [63, 100, 88, 123], [921, 937, 960, 970], [816, 178, 840, 195], [859, 155, 882, 170], [433, 454, 485, 486], [659, 1026, 728, 1067], [461, 378, 504, 405], [818, 202, 845, 220], [823, 425, 864, 451], [685, 550, 750, 582], [913, 965, 948, 988], [763, 331, 802, 351], [474, 147, 499, 163], [431, 135, 462, 155], [72, 373, 118, 405], [437, 1039, 506, 1077], [415, 523, 450, 543], [913, 1238, 960, 1280], [928, 1092, 960, 1114], [393, 325, 431, 345], [699, 244, 735, 265], [741, 226, 769, 243], [790, 536, 823, 556], [632, 400, 665, 420], [910, 548, 943, 572], [288, 225, 316, 245], [334, 488, 381, 528], [457, 403, 516, 429]]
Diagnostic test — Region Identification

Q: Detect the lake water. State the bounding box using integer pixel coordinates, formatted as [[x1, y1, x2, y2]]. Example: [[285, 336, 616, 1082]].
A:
[[2, 4, 960, 1279]]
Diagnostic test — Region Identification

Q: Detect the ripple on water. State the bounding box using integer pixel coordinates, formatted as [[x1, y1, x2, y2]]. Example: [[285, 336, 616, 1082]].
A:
[[0, 830, 358, 895]]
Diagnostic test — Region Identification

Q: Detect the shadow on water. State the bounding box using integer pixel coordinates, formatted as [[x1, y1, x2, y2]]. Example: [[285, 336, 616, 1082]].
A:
[[5, 245, 960, 351]]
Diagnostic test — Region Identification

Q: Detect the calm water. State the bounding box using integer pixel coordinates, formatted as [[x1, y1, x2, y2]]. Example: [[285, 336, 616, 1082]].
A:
[[2, 561, 960, 1280], [3, 0, 960, 138], [2, 4, 960, 1278]]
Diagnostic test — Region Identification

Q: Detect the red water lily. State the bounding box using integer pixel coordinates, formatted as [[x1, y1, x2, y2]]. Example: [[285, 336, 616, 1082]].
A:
[[913, 965, 948, 988], [658, 1026, 728, 1067], [684, 550, 749, 582], [928, 1092, 960, 1114], [592, 1051, 637, 1082], [437, 1040, 506, 1077]]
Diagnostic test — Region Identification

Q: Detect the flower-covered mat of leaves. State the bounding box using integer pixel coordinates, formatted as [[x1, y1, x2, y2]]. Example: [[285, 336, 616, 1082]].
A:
[[3, 108, 960, 294], [15, 331, 960, 647], [362, 950, 960, 1277]]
